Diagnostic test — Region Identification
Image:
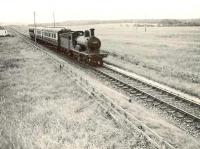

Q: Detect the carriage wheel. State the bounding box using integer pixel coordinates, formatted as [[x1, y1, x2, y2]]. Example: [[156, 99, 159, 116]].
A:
[[69, 52, 73, 58], [78, 55, 82, 63]]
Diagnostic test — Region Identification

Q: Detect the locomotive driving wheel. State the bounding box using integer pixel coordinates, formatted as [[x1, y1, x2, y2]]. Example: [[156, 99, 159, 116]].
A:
[[82, 56, 86, 65]]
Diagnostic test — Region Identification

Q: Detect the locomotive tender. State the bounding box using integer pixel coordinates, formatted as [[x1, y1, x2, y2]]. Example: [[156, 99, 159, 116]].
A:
[[29, 27, 107, 66]]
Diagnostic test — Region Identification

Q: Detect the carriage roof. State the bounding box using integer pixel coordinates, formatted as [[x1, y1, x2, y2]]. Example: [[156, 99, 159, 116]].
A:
[[29, 27, 68, 33]]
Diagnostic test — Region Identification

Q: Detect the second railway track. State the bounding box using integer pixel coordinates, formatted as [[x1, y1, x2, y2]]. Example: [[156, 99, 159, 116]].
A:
[[92, 65, 200, 136]]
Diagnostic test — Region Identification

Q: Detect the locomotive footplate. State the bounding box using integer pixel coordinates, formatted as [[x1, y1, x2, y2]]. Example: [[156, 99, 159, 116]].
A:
[[99, 53, 108, 58], [87, 55, 103, 66]]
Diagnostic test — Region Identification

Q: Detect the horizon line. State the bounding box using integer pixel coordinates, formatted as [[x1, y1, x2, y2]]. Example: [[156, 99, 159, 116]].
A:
[[1, 17, 200, 25]]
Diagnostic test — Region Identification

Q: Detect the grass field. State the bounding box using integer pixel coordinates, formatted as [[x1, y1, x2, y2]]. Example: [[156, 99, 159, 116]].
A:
[[69, 24, 200, 98], [0, 36, 154, 149]]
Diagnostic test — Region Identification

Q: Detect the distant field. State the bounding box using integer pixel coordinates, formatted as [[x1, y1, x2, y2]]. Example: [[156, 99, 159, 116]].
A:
[[15, 24, 200, 97]]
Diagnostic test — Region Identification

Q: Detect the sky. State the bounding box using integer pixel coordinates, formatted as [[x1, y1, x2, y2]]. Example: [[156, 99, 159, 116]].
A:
[[0, 0, 200, 24]]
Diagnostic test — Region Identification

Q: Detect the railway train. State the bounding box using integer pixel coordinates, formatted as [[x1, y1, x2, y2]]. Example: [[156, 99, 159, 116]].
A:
[[29, 27, 107, 66]]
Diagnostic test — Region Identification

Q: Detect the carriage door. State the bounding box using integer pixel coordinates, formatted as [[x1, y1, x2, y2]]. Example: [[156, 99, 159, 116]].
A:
[[67, 34, 72, 50]]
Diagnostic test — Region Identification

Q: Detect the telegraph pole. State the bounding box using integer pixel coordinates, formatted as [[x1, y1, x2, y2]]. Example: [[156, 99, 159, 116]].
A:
[[34, 11, 37, 44], [144, 13, 147, 32], [53, 12, 55, 28]]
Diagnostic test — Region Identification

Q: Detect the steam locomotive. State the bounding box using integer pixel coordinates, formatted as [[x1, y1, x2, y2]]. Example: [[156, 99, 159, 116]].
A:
[[29, 27, 107, 66]]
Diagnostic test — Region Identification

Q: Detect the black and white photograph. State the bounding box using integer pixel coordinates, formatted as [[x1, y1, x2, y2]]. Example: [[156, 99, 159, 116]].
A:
[[0, 0, 200, 148]]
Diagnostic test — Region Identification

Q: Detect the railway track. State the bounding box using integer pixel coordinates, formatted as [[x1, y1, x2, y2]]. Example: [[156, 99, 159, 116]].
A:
[[91, 63, 200, 136], [8, 26, 178, 149]]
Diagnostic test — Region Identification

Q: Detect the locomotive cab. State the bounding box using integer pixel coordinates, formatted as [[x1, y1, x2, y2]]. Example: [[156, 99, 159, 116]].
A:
[[60, 31, 84, 51]]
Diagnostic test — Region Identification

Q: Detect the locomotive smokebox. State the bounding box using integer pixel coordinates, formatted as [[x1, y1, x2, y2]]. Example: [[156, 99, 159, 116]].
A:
[[90, 28, 95, 37]]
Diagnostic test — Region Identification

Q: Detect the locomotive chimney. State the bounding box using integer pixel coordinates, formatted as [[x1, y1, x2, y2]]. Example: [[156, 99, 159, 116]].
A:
[[90, 28, 95, 37]]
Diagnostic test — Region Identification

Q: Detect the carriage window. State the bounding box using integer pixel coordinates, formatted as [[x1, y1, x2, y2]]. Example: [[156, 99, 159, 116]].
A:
[[37, 31, 41, 34]]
